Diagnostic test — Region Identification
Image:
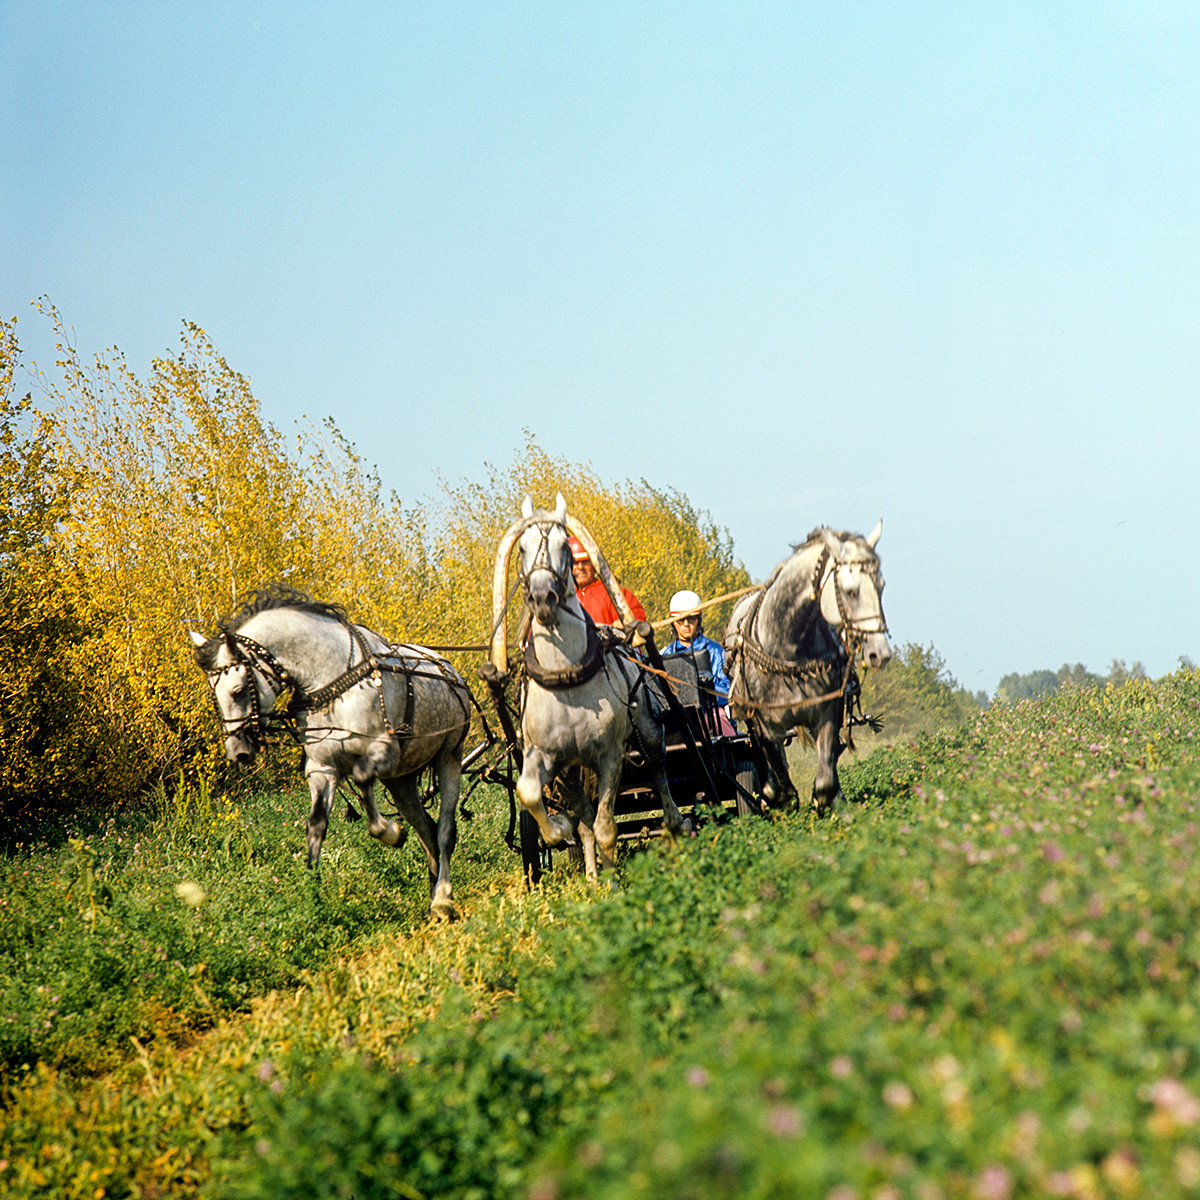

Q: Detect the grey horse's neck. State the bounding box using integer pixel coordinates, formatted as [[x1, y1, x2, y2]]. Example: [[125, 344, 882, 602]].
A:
[[239, 608, 356, 691], [528, 599, 591, 670], [757, 543, 839, 659]]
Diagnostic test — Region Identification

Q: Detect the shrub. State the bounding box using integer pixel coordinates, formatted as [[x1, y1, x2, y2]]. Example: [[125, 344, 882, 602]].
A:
[[0, 317, 124, 838]]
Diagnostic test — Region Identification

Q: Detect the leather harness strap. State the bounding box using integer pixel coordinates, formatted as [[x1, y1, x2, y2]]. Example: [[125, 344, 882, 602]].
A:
[[522, 618, 606, 690]]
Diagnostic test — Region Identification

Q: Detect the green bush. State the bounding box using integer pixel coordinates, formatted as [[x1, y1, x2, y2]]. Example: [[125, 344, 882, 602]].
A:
[[219, 1022, 568, 1200]]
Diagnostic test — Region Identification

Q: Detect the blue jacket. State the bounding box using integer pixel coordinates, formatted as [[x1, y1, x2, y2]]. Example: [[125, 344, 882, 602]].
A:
[[660, 631, 731, 707]]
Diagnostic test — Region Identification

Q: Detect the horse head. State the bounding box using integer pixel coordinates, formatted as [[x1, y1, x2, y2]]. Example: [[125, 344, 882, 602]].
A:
[[189, 627, 284, 765], [517, 492, 574, 628], [817, 520, 893, 670]]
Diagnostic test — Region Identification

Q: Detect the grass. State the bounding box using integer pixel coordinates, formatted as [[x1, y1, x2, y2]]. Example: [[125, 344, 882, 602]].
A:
[[0, 770, 520, 1076], [2, 670, 1200, 1198]]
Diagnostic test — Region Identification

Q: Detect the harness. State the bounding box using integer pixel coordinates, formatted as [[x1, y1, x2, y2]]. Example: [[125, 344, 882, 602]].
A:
[[728, 538, 887, 734], [511, 513, 617, 693], [523, 617, 607, 689], [210, 619, 479, 749]]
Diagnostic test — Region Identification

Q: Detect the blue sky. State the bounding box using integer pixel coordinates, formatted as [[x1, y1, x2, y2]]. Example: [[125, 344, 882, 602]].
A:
[[3, 1, 1197, 694]]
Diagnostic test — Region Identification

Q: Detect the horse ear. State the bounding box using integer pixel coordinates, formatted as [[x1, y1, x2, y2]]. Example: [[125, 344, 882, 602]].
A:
[[521, 495, 534, 519], [188, 630, 207, 649], [866, 519, 882, 549], [554, 492, 568, 522]]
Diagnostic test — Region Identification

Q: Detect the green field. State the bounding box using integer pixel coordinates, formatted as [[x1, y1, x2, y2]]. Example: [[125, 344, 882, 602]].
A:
[[3, 670, 1199, 1199]]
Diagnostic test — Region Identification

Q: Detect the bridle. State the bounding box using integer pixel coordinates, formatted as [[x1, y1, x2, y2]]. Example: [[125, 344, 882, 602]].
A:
[[204, 631, 294, 748], [823, 552, 889, 658], [514, 515, 574, 613], [513, 513, 611, 691]]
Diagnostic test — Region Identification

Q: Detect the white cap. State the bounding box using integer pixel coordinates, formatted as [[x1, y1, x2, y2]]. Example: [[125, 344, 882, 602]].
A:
[[669, 590, 702, 618]]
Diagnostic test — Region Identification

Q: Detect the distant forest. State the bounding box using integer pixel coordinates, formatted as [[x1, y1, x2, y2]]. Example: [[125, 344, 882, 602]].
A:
[[994, 656, 1196, 704], [857, 646, 1198, 742]]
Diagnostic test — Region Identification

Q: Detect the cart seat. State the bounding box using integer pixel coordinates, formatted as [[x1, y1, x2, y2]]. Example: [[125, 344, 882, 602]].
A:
[[661, 648, 723, 742]]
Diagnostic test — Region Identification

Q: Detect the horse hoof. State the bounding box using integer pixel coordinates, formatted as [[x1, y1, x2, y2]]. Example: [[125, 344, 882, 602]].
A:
[[429, 900, 458, 922], [546, 814, 575, 846], [379, 822, 408, 849]]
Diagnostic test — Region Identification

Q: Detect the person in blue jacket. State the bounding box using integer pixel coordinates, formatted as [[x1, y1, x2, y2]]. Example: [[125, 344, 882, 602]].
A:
[[661, 589, 735, 731]]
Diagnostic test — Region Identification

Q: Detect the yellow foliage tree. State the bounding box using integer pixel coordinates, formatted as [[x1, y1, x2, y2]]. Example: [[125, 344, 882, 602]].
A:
[[0, 317, 121, 832], [24, 313, 750, 814], [38, 305, 433, 797]]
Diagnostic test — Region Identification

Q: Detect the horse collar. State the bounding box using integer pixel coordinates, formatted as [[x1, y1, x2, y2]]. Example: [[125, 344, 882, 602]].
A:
[[523, 619, 606, 690]]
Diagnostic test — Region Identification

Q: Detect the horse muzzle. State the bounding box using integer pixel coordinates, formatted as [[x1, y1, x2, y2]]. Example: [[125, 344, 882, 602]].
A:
[[525, 576, 562, 627], [862, 633, 893, 670], [225, 731, 260, 766]]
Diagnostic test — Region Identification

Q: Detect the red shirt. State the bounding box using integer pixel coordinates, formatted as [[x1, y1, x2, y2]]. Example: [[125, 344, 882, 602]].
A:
[[576, 578, 646, 627]]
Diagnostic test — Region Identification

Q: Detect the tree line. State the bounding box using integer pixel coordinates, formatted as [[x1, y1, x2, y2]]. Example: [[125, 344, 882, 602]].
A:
[[992, 658, 1196, 704]]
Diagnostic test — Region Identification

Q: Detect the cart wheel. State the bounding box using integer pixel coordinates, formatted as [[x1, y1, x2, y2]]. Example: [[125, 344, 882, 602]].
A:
[[519, 810, 543, 886], [735, 759, 761, 817]]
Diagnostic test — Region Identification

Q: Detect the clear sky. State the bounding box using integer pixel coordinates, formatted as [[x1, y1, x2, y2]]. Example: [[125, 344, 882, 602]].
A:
[[3, 1, 1197, 695]]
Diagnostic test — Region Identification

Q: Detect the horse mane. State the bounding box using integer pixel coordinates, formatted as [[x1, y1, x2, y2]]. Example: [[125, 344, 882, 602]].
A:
[[194, 584, 349, 670], [221, 584, 349, 632], [792, 527, 877, 558]]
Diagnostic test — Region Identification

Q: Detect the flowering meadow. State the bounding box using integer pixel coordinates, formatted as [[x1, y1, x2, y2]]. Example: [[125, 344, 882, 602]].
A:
[[2, 669, 1199, 1198]]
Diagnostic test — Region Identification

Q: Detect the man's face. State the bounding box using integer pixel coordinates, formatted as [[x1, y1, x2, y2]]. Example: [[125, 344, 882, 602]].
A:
[[572, 559, 596, 589], [672, 614, 700, 644]]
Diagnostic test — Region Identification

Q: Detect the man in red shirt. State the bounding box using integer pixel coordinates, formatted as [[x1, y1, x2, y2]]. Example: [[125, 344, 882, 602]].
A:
[[568, 536, 646, 627]]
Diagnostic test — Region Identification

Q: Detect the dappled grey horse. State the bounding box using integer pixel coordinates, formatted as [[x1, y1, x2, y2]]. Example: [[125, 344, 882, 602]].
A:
[[725, 523, 891, 815], [190, 588, 472, 918], [507, 494, 688, 879]]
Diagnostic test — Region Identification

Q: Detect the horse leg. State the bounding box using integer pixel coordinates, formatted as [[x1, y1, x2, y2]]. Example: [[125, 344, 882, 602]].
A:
[[752, 729, 783, 806], [381, 775, 444, 913], [427, 749, 463, 920], [354, 777, 408, 850], [354, 736, 401, 789], [760, 738, 797, 811], [515, 747, 575, 846], [812, 718, 843, 816], [345, 735, 408, 848], [577, 816, 598, 880], [304, 767, 336, 869], [554, 767, 599, 880], [590, 753, 622, 878]]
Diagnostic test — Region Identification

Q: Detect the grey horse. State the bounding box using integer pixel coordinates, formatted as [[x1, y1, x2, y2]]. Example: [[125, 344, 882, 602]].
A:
[[724, 523, 891, 815], [190, 588, 471, 918], [510, 494, 689, 879]]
